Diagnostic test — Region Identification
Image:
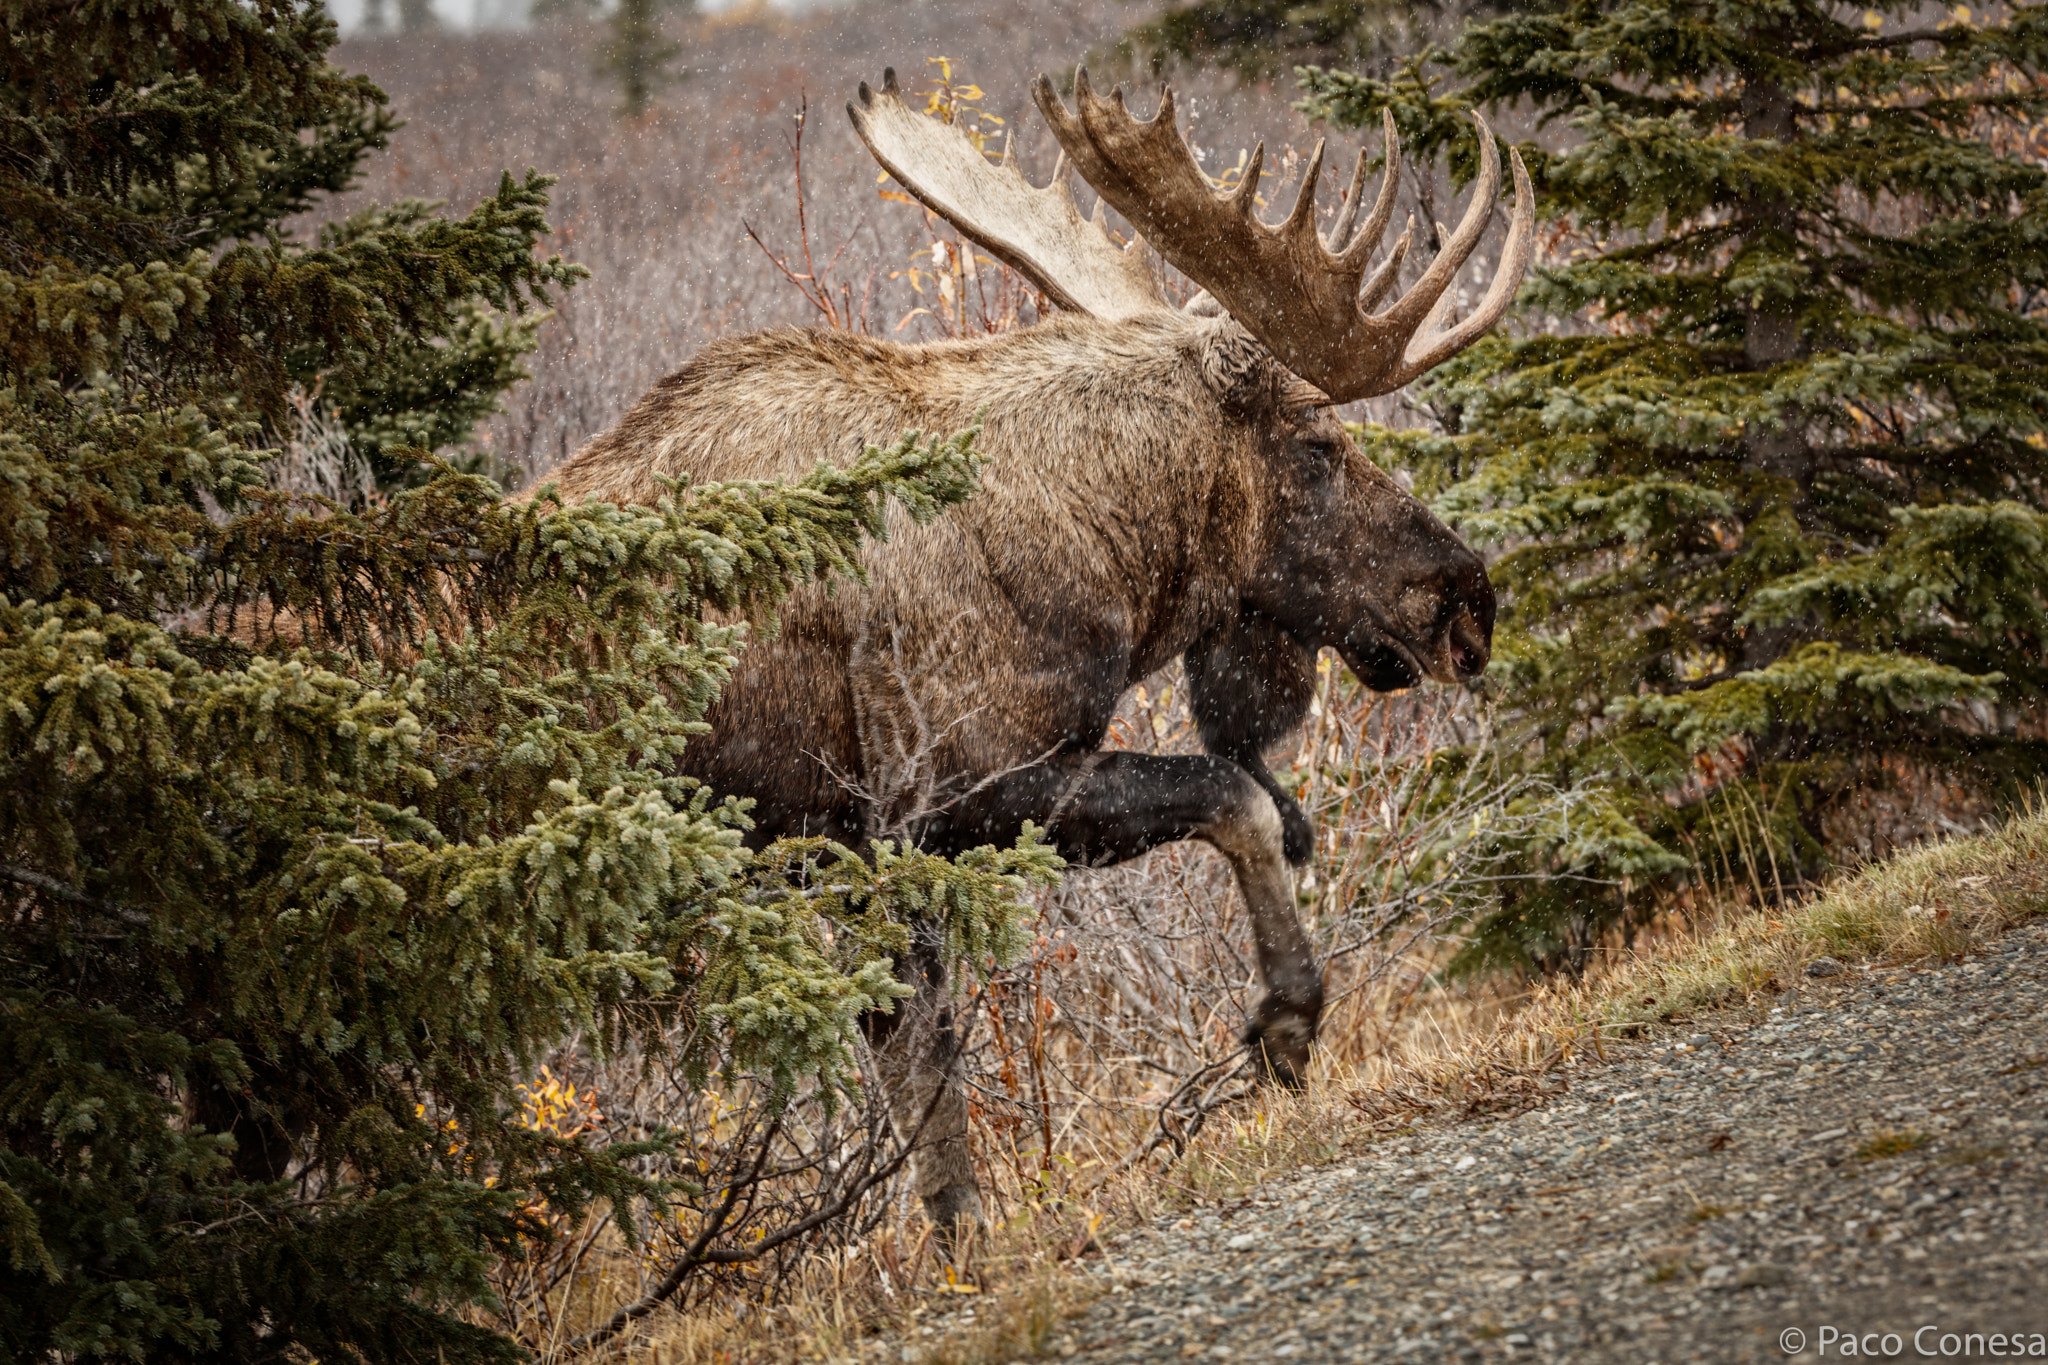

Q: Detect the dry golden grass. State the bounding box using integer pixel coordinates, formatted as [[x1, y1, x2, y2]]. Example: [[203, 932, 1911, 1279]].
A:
[[541, 949, 1517, 1364], [1559, 800, 2048, 1028], [1397, 800, 2048, 1126]]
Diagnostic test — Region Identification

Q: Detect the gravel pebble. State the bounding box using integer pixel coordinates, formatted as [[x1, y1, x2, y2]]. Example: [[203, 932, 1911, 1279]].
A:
[[1031, 923, 2048, 1364]]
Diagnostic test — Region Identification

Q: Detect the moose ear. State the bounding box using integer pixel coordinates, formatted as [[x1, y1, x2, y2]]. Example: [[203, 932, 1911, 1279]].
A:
[[1194, 324, 1333, 416], [1194, 324, 1269, 407]]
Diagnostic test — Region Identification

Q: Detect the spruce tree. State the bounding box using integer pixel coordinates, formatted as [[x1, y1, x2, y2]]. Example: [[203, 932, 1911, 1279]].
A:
[[1298, 1, 2048, 965], [1121, 0, 1426, 77], [1116, 0, 1518, 80], [603, 0, 685, 118], [532, 0, 690, 117], [0, 2, 1048, 1358]]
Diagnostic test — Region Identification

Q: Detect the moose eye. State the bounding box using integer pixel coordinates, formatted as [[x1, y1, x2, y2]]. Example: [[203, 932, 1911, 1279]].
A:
[[1299, 437, 1343, 473]]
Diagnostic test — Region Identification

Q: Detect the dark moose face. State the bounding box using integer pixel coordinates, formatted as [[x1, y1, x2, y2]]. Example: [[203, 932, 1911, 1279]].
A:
[[1244, 402, 1495, 692]]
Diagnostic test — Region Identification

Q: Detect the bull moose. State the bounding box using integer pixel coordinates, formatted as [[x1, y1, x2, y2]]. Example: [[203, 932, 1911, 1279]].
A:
[[536, 69, 1532, 1232]]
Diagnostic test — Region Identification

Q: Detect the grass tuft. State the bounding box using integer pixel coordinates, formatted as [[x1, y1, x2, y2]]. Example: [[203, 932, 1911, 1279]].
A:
[[1854, 1129, 1932, 1161]]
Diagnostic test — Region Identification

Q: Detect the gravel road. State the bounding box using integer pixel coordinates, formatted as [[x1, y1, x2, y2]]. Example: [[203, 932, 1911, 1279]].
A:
[[1026, 922, 2048, 1365]]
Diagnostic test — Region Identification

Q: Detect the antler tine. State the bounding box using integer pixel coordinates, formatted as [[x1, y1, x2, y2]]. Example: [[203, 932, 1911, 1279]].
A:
[[849, 69, 1166, 321], [1321, 140, 1370, 254], [1357, 216, 1414, 313], [1056, 68, 1207, 220], [1231, 142, 1266, 217], [1372, 113, 1503, 333], [1281, 139, 1326, 243], [1381, 146, 1536, 389], [1333, 109, 1402, 272]]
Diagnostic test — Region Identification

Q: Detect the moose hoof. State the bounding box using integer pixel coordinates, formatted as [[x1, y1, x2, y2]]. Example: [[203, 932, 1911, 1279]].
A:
[[923, 1182, 985, 1255], [1243, 1005, 1317, 1089], [1279, 799, 1314, 867]]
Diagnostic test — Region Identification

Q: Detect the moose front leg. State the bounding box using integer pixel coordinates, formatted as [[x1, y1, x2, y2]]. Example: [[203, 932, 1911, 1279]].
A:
[[1186, 609, 1319, 867], [927, 751, 1325, 1085]]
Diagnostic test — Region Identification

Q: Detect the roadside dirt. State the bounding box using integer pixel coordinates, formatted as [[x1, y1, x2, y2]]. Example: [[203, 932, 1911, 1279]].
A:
[[1000, 922, 2048, 1364]]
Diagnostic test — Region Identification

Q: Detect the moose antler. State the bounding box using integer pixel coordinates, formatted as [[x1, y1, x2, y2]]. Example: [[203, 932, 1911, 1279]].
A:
[[848, 69, 1168, 321], [1032, 70, 1535, 402]]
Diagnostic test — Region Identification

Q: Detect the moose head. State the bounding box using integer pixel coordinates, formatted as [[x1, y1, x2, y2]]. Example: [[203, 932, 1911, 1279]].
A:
[[851, 67, 1528, 697]]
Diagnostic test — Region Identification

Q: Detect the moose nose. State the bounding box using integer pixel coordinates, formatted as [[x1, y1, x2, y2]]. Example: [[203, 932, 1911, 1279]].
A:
[[1447, 557, 1496, 681], [1447, 617, 1490, 680]]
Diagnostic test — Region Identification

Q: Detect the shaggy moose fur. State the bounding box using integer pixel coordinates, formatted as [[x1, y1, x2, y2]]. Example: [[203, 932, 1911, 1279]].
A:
[[538, 309, 1493, 1231]]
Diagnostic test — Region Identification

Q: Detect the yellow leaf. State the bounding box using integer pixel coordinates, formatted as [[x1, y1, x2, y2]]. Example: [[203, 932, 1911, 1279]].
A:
[[1863, 8, 1882, 27], [878, 189, 921, 206]]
